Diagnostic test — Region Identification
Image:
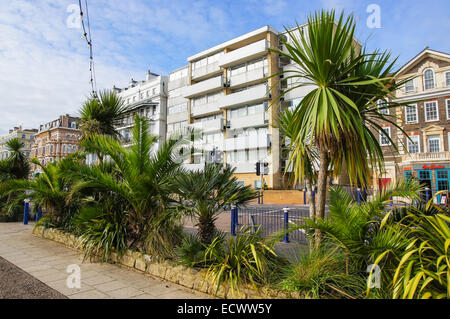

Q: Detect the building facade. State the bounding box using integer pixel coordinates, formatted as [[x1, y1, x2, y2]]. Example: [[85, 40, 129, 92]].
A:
[[376, 48, 450, 195], [0, 126, 37, 160], [31, 114, 81, 174], [113, 70, 168, 151], [165, 25, 317, 189]]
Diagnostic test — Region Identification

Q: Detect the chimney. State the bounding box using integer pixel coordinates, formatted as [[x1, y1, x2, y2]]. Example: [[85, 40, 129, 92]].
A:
[[146, 69, 152, 81]]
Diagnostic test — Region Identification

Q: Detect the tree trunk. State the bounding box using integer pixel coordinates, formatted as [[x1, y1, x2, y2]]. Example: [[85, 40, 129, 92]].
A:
[[315, 148, 329, 248], [197, 215, 216, 245], [305, 177, 316, 253]]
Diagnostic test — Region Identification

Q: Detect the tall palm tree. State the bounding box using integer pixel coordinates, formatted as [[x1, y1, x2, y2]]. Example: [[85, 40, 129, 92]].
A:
[[3, 138, 30, 180], [270, 10, 412, 246], [62, 115, 186, 256], [79, 90, 129, 162], [173, 163, 258, 244]]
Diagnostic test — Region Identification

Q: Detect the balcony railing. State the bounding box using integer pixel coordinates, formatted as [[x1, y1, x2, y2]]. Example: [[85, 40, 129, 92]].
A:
[[403, 151, 450, 162], [228, 67, 267, 88], [218, 40, 269, 68], [191, 62, 221, 80], [189, 118, 224, 133], [228, 112, 267, 130], [224, 134, 271, 151], [218, 84, 269, 109], [183, 76, 223, 98], [191, 102, 221, 117]]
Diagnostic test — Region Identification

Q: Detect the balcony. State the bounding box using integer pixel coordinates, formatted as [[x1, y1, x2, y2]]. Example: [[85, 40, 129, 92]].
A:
[[229, 67, 267, 88], [230, 162, 257, 174], [191, 62, 221, 80], [191, 102, 221, 117], [228, 112, 267, 130], [402, 151, 450, 162], [183, 76, 223, 98], [224, 134, 271, 151], [218, 84, 269, 109], [189, 118, 224, 133], [218, 40, 269, 68]]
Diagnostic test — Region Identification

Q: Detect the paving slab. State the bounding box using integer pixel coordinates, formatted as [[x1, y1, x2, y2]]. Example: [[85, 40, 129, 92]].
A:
[[0, 222, 209, 299]]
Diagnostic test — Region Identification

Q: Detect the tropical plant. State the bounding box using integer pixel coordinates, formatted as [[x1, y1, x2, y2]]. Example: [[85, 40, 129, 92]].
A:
[[204, 227, 286, 296], [281, 247, 366, 299], [176, 234, 207, 267], [173, 163, 258, 244], [371, 208, 449, 299], [298, 180, 422, 274], [0, 157, 75, 222], [270, 10, 413, 246], [1, 138, 30, 180], [63, 115, 186, 258], [74, 196, 129, 262]]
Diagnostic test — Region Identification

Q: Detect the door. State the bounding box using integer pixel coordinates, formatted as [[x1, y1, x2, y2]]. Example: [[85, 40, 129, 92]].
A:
[[435, 169, 449, 203], [418, 170, 432, 201]]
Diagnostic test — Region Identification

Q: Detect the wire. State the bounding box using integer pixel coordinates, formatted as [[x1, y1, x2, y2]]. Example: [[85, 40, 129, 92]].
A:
[[78, 0, 97, 98]]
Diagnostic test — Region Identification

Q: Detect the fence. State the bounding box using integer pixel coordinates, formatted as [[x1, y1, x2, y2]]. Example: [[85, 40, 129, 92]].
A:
[[230, 206, 309, 243]]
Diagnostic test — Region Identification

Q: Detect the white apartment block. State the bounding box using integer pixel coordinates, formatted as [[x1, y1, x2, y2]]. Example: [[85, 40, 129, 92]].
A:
[[113, 70, 168, 150], [166, 25, 316, 189], [0, 126, 37, 160]]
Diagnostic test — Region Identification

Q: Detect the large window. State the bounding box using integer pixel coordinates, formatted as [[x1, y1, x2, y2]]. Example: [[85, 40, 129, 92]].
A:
[[377, 99, 389, 115], [407, 135, 420, 154], [446, 99, 450, 120], [405, 104, 418, 123], [168, 103, 188, 115], [425, 101, 439, 121], [446, 72, 450, 87], [380, 127, 391, 146], [423, 69, 435, 90], [404, 79, 415, 93], [427, 135, 441, 153]]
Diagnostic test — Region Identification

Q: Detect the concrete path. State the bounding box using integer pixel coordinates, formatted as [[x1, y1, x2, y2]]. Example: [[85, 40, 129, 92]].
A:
[[0, 223, 208, 299]]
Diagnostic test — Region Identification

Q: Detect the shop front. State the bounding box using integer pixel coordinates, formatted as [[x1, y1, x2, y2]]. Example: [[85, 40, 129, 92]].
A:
[[404, 163, 450, 200]]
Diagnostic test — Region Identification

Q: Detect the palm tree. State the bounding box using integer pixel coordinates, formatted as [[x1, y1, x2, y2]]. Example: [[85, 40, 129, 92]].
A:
[[270, 10, 412, 246], [62, 115, 186, 256], [2, 138, 30, 180], [0, 158, 71, 220], [79, 90, 129, 162], [173, 163, 258, 244]]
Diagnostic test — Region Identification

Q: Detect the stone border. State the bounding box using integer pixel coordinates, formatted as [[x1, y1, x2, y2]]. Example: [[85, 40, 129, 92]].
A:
[[32, 226, 301, 299]]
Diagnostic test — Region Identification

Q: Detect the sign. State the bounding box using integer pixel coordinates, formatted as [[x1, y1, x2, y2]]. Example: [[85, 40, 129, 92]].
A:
[[422, 164, 445, 170], [440, 193, 448, 206]]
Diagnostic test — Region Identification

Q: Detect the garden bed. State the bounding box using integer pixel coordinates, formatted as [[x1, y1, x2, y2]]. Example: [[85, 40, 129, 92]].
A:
[[32, 226, 302, 299]]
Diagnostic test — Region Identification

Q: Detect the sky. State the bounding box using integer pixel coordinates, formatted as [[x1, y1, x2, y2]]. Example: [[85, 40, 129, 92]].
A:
[[0, 0, 449, 135]]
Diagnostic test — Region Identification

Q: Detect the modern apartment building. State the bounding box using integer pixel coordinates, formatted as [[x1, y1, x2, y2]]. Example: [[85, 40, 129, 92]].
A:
[[375, 48, 450, 194], [0, 126, 37, 160], [113, 70, 168, 150], [30, 114, 81, 174], [166, 25, 316, 189]]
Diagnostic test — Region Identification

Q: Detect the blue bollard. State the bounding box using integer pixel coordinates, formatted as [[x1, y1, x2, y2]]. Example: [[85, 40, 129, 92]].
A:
[[303, 189, 306, 205], [283, 207, 289, 243], [36, 205, 42, 222], [23, 201, 29, 225], [357, 188, 361, 205], [231, 205, 236, 236]]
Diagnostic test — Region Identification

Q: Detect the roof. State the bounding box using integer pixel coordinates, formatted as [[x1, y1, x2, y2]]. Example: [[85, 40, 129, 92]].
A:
[[187, 25, 279, 62], [397, 48, 450, 76]]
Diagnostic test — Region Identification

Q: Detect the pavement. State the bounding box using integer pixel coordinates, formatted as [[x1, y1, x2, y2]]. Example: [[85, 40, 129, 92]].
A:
[[0, 222, 208, 299]]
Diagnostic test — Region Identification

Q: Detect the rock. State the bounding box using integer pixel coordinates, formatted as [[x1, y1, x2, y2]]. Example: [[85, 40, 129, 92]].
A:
[[134, 257, 147, 272]]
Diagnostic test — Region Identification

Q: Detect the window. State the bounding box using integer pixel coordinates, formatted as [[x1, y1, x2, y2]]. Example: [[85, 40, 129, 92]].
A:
[[380, 127, 391, 146], [425, 101, 439, 121], [405, 79, 415, 93], [405, 170, 412, 181], [168, 103, 188, 115], [405, 104, 418, 123], [446, 72, 450, 87], [407, 135, 420, 154], [427, 135, 440, 153], [446, 99, 450, 119], [423, 69, 435, 90], [377, 99, 389, 115]]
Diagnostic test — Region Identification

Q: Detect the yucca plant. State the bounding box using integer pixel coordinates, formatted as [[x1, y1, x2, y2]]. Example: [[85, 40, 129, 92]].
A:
[[203, 227, 286, 296], [372, 209, 450, 299]]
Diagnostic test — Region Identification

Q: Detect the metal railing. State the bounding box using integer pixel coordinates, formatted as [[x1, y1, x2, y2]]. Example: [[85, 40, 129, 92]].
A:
[[231, 206, 309, 243]]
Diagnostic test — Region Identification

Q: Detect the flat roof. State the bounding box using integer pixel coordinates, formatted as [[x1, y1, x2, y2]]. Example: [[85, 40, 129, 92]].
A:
[[187, 25, 279, 62]]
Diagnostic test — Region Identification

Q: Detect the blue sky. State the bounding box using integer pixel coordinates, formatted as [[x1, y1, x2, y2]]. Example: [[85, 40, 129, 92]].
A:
[[0, 0, 449, 135]]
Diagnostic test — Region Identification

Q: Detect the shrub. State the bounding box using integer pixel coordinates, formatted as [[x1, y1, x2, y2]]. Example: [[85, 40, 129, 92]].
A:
[[176, 234, 206, 267], [204, 227, 287, 296]]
